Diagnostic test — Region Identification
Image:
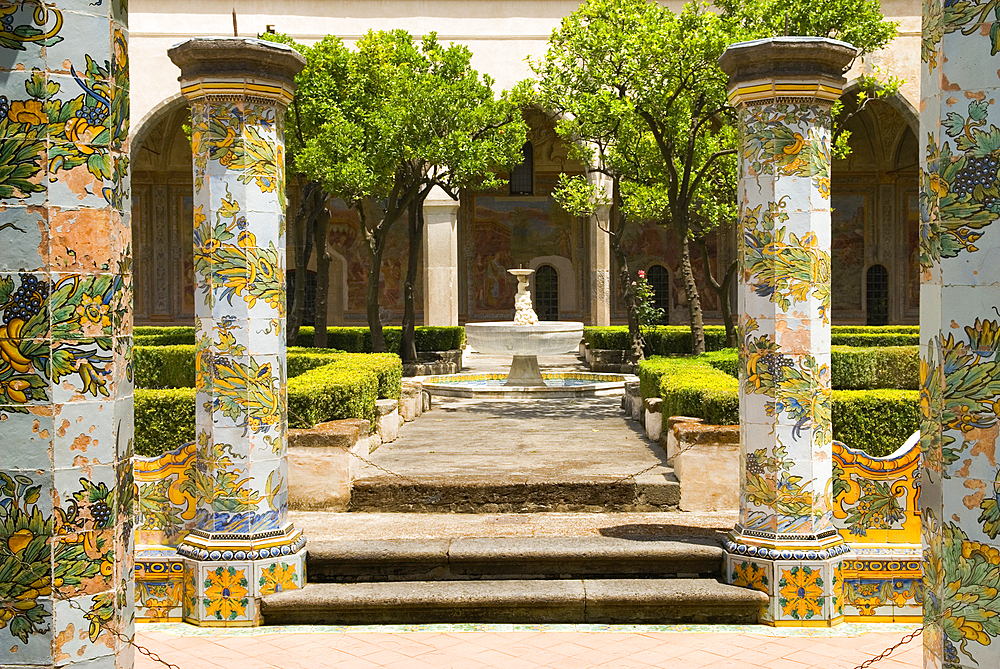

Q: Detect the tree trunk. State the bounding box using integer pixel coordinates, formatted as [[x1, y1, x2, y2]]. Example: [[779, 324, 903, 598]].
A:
[[678, 231, 705, 355], [696, 236, 738, 348], [400, 197, 425, 364], [312, 197, 331, 348], [288, 180, 319, 346], [719, 260, 737, 348], [362, 197, 389, 353], [609, 178, 643, 364], [366, 239, 387, 353]]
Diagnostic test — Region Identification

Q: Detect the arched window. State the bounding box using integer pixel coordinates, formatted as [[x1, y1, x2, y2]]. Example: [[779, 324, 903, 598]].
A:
[[509, 142, 533, 195], [866, 264, 890, 326], [535, 264, 559, 321], [647, 264, 670, 325], [286, 269, 318, 326]]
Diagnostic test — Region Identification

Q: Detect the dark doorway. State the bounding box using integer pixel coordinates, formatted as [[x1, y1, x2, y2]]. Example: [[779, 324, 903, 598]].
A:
[[647, 264, 670, 324], [535, 264, 559, 321], [866, 264, 890, 326]]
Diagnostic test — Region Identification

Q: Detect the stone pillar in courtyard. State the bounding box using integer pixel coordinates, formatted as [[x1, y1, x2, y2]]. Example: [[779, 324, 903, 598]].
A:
[[423, 186, 460, 326], [168, 38, 307, 626], [718, 37, 856, 626], [0, 2, 133, 667], [589, 173, 611, 327], [920, 7, 1000, 667]]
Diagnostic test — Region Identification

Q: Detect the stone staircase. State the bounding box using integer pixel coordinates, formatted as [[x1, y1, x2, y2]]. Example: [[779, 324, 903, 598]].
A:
[[260, 536, 766, 624], [348, 475, 680, 513]]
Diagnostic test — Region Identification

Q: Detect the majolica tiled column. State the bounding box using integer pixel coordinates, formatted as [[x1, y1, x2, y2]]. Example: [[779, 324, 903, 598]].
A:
[[921, 6, 1000, 667], [0, 2, 133, 667], [168, 38, 306, 627], [719, 37, 856, 626]]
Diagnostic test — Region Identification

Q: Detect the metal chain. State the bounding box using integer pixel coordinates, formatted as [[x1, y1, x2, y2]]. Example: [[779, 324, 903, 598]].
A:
[[64, 597, 183, 669], [851, 625, 924, 669], [609, 463, 662, 486], [348, 451, 424, 485], [6, 549, 182, 669]]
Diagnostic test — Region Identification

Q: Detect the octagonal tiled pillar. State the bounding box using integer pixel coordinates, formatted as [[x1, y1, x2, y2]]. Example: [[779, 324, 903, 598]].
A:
[[0, 1, 133, 667], [168, 37, 306, 627], [718, 37, 857, 626], [920, 5, 1000, 667]]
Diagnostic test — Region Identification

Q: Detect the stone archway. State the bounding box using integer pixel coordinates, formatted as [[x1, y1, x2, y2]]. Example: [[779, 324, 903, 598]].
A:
[[131, 95, 196, 324], [830, 88, 920, 324]]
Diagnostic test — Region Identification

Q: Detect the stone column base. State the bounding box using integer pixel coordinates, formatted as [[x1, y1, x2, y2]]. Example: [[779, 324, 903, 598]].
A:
[[179, 525, 307, 626], [724, 531, 850, 626]]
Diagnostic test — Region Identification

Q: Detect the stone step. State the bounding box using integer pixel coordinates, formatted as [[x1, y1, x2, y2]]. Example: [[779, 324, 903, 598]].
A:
[[348, 477, 680, 513], [260, 578, 767, 625], [305, 536, 724, 583]]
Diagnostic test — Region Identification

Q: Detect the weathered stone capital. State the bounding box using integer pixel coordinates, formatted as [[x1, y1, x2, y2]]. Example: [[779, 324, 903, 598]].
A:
[[423, 185, 460, 212], [718, 36, 858, 106], [168, 36, 306, 106]]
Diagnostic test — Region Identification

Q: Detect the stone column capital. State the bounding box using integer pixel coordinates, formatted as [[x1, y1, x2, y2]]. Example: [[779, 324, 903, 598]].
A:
[[718, 37, 857, 107], [168, 36, 306, 107], [423, 185, 460, 212]]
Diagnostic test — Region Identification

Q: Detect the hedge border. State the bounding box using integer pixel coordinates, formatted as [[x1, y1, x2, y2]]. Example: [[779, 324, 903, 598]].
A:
[[637, 353, 920, 457], [583, 325, 919, 354], [133, 325, 465, 352], [133, 351, 403, 457]]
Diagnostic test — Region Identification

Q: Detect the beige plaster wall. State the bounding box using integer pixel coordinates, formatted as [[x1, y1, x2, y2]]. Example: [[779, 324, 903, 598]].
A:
[[131, 0, 584, 126], [131, 0, 922, 136]]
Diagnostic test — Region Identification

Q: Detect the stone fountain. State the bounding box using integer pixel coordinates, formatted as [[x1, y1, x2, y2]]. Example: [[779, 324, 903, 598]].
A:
[[464, 268, 585, 386]]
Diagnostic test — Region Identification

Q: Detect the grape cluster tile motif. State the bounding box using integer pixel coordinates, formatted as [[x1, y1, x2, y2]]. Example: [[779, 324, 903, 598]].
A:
[[0, 2, 132, 667], [720, 37, 855, 627], [167, 38, 306, 627], [922, 0, 1000, 664]]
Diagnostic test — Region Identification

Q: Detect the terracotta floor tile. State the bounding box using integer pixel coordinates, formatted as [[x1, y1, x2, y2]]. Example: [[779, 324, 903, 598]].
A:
[[544, 655, 601, 669], [759, 657, 813, 669], [594, 656, 660, 669]]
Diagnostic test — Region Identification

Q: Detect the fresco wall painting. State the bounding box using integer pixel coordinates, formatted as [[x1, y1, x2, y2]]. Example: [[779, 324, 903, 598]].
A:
[[0, 2, 134, 667], [467, 196, 582, 320]]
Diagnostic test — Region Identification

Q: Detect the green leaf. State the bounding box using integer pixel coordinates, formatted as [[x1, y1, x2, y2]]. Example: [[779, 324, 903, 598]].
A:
[[0, 275, 13, 305], [970, 99, 990, 122]]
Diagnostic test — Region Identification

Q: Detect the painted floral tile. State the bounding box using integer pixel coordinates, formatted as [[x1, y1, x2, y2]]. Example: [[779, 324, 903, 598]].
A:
[[775, 562, 828, 623], [198, 563, 254, 624]]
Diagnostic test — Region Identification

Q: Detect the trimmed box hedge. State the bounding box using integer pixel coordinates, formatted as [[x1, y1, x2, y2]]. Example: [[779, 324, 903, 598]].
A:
[[637, 354, 920, 457], [133, 345, 197, 389], [584, 325, 919, 354], [133, 346, 402, 400], [831, 389, 920, 458], [673, 346, 919, 390], [637, 356, 739, 425], [133, 350, 403, 457], [134, 388, 197, 457], [132, 325, 466, 352], [830, 346, 918, 390], [293, 325, 465, 352]]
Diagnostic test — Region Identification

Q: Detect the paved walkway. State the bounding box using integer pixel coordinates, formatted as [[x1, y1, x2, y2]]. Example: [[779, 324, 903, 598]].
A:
[[135, 623, 923, 669], [355, 352, 671, 504], [357, 394, 668, 482]]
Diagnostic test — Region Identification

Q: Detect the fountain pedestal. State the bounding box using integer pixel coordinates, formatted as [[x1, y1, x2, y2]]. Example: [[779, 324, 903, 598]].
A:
[[506, 355, 547, 386], [464, 268, 582, 387]]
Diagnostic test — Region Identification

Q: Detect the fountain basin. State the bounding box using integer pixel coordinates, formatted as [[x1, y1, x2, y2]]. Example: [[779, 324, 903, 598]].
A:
[[419, 372, 632, 399], [464, 321, 584, 356]]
